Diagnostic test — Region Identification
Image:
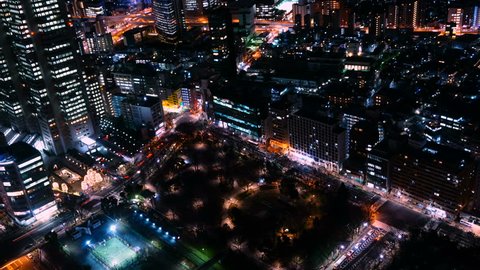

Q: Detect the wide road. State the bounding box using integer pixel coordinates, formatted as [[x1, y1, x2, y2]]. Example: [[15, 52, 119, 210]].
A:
[[376, 201, 429, 231], [209, 125, 432, 233], [0, 252, 45, 270], [0, 211, 72, 265], [0, 175, 127, 265]]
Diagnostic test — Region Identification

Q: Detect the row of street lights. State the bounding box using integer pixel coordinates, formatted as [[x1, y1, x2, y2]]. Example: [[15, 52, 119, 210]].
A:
[[134, 210, 179, 243]]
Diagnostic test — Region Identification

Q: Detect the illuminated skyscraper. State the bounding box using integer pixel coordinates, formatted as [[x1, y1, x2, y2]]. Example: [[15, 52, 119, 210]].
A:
[[447, 7, 464, 32], [183, 0, 218, 14], [256, 0, 277, 20], [413, 0, 419, 28], [0, 23, 28, 132], [386, 0, 420, 29], [0, 142, 57, 225], [293, 2, 312, 28], [153, 0, 186, 43], [82, 56, 107, 131], [473, 6, 480, 28], [386, 4, 399, 28], [0, 0, 93, 155], [208, 7, 236, 77], [371, 14, 383, 37], [184, 0, 201, 13], [398, 1, 416, 28], [320, 0, 340, 12]]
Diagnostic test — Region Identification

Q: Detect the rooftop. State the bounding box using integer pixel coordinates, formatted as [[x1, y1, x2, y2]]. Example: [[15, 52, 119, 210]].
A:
[[0, 142, 40, 164], [211, 79, 272, 108], [293, 109, 338, 126], [397, 142, 474, 173], [421, 142, 472, 166], [344, 56, 376, 64], [113, 62, 157, 76], [113, 94, 161, 108]]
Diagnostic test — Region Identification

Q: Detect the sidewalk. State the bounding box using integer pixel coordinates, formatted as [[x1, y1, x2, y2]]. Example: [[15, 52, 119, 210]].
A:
[[307, 165, 480, 237], [320, 224, 371, 270]]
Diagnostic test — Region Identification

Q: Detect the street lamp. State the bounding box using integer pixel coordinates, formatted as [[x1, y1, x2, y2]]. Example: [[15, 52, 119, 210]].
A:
[[110, 224, 117, 232]]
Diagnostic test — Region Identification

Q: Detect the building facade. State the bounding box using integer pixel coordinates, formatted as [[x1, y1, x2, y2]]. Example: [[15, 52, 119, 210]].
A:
[[213, 95, 267, 141], [1, 0, 94, 154], [122, 96, 165, 133], [391, 144, 476, 218], [0, 142, 57, 225], [267, 100, 292, 151], [256, 0, 277, 20], [112, 63, 166, 98], [0, 26, 27, 132], [153, 0, 186, 43], [208, 7, 236, 77], [288, 110, 346, 172]]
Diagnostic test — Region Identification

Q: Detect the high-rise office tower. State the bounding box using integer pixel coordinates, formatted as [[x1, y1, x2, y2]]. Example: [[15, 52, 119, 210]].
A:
[[153, 0, 186, 43], [320, 0, 340, 12], [339, 7, 353, 29], [267, 99, 293, 152], [397, 1, 416, 28], [183, 0, 218, 16], [415, 0, 430, 28], [386, 4, 399, 28], [448, 7, 464, 32], [385, 0, 420, 29], [182, 0, 218, 28], [0, 23, 28, 132], [0, 142, 57, 225], [312, 0, 341, 29], [1, 0, 94, 155], [412, 0, 419, 28], [184, 0, 202, 14], [208, 7, 236, 77], [473, 6, 480, 28], [293, 2, 312, 28], [256, 0, 277, 20], [82, 56, 106, 132], [83, 32, 114, 55], [370, 14, 384, 37], [228, 0, 256, 36]]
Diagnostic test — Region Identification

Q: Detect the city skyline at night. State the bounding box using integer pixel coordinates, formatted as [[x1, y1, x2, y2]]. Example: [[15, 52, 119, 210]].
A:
[[0, 0, 480, 269]]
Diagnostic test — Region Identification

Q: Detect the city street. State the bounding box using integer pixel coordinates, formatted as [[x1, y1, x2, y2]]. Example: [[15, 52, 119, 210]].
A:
[[0, 252, 45, 270], [0, 116, 477, 269], [0, 0, 479, 268]]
